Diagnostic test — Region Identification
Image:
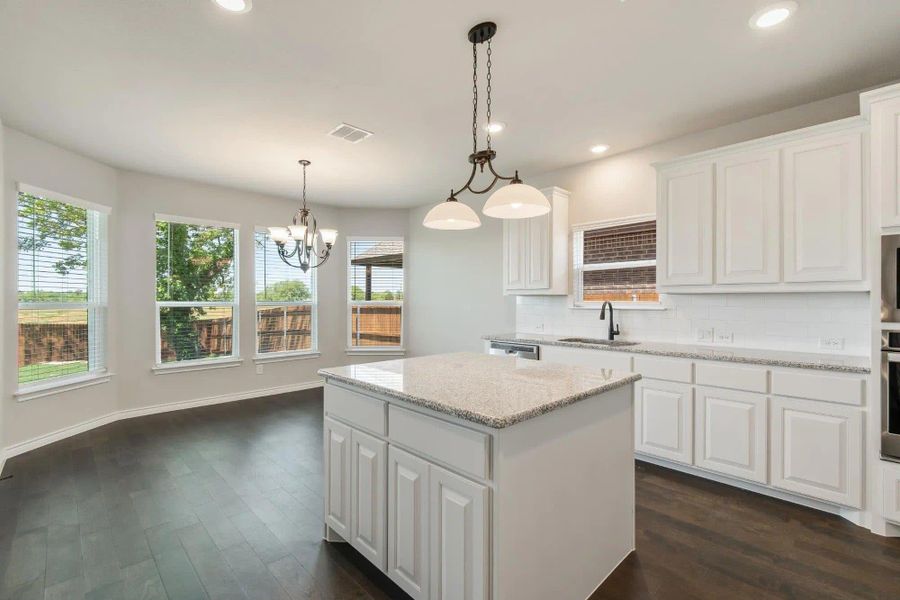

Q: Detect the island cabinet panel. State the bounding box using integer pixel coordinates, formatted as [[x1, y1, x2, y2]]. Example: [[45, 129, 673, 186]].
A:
[[388, 446, 430, 599], [694, 387, 768, 484], [715, 150, 781, 284], [657, 162, 714, 286], [634, 379, 693, 464], [782, 132, 863, 283], [350, 429, 387, 570], [429, 464, 489, 600], [325, 384, 387, 436], [770, 396, 863, 508], [324, 417, 352, 539]]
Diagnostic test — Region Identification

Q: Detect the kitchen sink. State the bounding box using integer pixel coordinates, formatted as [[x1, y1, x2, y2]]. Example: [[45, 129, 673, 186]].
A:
[[557, 337, 639, 347]]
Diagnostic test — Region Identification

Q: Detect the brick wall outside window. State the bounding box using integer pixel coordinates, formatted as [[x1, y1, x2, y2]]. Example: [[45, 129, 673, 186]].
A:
[[579, 220, 658, 303]]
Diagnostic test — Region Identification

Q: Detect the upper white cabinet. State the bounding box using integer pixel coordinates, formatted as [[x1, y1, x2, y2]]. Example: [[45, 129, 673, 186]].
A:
[[657, 163, 714, 286], [861, 83, 900, 228], [655, 119, 867, 293], [715, 150, 780, 284], [502, 187, 569, 295], [782, 132, 863, 282]]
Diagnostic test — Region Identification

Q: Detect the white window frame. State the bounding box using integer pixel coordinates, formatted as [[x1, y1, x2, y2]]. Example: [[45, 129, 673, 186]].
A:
[[346, 235, 406, 355], [153, 214, 241, 373], [571, 214, 664, 310], [14, 183, 112, 398], [253, 227, 319, 362]]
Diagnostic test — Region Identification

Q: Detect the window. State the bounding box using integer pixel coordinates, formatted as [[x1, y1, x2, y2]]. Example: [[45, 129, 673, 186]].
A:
[[348, 238, 404, 350], [255, 230, 317, 356], [16, 184, 109, 389], [155, 215, 238, 366], [573, 217, 658, 305]]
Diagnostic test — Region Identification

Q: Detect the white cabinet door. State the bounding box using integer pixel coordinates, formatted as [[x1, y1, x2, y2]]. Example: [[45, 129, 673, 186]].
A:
[[388, 446, 429, 599], [694, 387, 767, 484], [715, 150, 780, 284], [350, 428, 387, 570], [502, 218, 527, 291], [429, 464, 488, 600], [657, 162, 714, 286], [883, 464, 900, 524], [525, 213, 551, 289], [872, 96, 900, 228], [634, 379, 694, 464], [770, 396, 863, 508], [782, 132, 863, 282], [324, 416, 352, 539]]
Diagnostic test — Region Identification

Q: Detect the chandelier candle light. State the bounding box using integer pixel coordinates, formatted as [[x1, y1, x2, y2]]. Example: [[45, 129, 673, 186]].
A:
[[267, 160, 338, 271], [424, 21, 550, 231]]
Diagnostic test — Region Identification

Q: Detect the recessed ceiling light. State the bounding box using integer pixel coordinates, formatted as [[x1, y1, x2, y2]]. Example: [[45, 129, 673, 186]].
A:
[[213, 0, 252, 13], [484, 122, 505, 134], [750, 2, 797, 29], [591, 144, 610, 154]]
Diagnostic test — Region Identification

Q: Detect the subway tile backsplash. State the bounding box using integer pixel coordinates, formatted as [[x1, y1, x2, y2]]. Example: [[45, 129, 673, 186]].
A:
[[515, 292, 870, 355]]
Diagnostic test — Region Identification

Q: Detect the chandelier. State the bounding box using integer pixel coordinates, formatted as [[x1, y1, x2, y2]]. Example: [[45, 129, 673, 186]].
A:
[[267, 160, 338, 271], [424, 22, 550, 230]]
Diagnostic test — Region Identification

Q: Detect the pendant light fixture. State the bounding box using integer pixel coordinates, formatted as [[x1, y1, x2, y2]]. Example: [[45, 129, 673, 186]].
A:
[[423, 21, 549, 230], [267, 160, 338, 271]]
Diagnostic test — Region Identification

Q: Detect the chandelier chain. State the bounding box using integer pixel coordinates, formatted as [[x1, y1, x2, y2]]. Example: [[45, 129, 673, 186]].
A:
[[485, 38, 492, 150], [301, 161, 307, 208], [472, 42, 478, 155]]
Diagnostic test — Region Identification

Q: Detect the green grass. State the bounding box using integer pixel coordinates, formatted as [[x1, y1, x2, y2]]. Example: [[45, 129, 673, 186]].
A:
[[18, 361, 88, 384]]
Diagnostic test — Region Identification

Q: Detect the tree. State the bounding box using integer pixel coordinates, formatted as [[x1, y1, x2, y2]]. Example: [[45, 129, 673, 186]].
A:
[[257, 280, 311, 302], [351, 285, 365, 301]]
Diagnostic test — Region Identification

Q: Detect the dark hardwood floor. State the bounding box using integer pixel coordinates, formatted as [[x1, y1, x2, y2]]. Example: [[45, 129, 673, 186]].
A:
[[0, 389, 898, 600]]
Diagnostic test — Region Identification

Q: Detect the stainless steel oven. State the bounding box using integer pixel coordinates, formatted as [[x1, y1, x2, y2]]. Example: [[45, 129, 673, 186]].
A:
[[882, 341, 900, 461]]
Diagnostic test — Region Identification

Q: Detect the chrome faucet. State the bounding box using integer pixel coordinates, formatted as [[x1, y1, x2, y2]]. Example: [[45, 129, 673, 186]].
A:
[[599, 301, 620, 341]]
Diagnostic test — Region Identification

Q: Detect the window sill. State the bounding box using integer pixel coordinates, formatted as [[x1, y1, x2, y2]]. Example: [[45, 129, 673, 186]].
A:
[[253, 351, 321, 364], [345, 348, 406, 357], [15, 371, 113, 402], [570, 301, 667, 311], [152, 357, 243, 375]]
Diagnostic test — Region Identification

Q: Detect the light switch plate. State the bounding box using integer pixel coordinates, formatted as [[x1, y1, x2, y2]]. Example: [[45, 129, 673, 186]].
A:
[[696, 328, 715, 343], [715, 331, 734, 344], [819, 337, 845, 351], [256, 364, 264, 375]]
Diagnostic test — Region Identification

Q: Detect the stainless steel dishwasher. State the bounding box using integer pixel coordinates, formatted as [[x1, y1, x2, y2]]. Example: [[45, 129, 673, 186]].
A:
[[488, 341, 540, 360]]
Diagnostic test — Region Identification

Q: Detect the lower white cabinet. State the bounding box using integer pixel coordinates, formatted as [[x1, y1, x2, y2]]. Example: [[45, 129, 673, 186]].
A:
[[429, 464, 489, 600], [350, 428, 387, 570], [770, 396, 863, 508], [324, 417, 352, 539], [883, 464, 900, 524], [694, 387, 768, 484], [634, 379, 693, 464], [388, 446, 430, 599]]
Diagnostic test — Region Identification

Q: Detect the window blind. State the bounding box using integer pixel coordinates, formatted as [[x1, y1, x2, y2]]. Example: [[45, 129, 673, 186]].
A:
[[348, 239, 404, 348], [17, 190, 108, 386], [574, 220, 658, 304], [155, 218, 237, 364], [255, 231, 316, 354]]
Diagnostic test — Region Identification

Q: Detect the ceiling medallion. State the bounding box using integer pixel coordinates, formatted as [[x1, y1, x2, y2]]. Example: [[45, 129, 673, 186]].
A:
[[266, 160, 338, 271], [424, 22, 550, 230]]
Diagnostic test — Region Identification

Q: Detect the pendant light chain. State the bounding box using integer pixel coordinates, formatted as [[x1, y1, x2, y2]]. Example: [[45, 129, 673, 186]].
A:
[[485, 39, 492, 151], [472, 42, 478, 155], [301, 161, 307, 210]]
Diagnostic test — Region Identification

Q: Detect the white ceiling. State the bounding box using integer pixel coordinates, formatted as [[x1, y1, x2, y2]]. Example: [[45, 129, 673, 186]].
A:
[[1, 0, 899, 208]]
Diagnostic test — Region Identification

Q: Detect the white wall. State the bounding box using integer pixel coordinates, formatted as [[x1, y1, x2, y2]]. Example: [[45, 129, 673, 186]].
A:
[[406, 201, 515, 356], [2, 126, 120, 447]]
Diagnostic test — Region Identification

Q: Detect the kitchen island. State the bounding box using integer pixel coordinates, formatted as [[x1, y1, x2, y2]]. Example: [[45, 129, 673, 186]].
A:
[[318, 352, 640, 600]]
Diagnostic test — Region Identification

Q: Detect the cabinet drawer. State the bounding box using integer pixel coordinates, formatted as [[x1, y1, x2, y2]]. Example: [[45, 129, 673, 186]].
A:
[[541, 345, 633, 372], [633, 356, 692, 383], [389, 405, 490, 481], [325, 385, 387, 435], [771, 370, 864, 406], [696, 363, 768, 393]]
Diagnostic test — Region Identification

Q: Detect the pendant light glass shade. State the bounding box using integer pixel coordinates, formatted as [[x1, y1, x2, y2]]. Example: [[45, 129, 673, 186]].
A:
[[268, 226, 290, 243], [482, 182, 550, 219], [423, 199, 482, 230]]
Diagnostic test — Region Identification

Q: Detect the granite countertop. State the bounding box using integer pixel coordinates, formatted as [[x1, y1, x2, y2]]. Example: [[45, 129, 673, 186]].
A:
[[483, 333, 871, 374], [318, 352, 640, 429]]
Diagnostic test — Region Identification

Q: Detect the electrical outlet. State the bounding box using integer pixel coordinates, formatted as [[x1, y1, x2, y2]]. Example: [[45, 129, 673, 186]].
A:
[[256, 364, 264, 375], [819, 337, 845, 351], [535, 323, 545, 331], [696, 327, 714, 343], [715, 331, 734, 344]]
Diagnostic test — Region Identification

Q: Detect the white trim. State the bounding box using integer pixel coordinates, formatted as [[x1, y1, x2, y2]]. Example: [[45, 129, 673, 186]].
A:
[[17, 182, 112, 214], [582, 259, 656, 272], [345, 348, 406, 356], [152, 357, 243, 374], [154, 212, 240, 230], [2, 380, 324, 461], [15, 372, 112, 402], [253, 351, 321, 364], [568, 302, 666, 311], [572, 213, 655, 232]]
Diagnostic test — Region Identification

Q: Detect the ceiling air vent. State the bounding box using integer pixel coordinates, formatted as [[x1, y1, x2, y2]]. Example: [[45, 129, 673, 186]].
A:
[[328, 122, 373, 144]]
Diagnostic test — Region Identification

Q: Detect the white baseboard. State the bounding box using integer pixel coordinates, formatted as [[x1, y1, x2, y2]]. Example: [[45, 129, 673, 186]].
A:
[[1, 379, 324, 463]]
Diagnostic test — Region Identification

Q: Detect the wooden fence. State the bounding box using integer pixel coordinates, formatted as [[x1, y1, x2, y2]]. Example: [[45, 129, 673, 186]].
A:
[[351, 305, 402, 346]]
